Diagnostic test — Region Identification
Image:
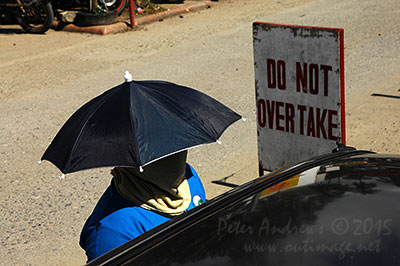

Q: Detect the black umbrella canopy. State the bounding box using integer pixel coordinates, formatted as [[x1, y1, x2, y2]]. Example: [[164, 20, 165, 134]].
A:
[[41, 77, 242, 174]]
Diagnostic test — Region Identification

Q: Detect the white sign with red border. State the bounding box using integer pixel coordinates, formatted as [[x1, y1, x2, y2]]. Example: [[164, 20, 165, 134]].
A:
[[253, 22, 346, 173]]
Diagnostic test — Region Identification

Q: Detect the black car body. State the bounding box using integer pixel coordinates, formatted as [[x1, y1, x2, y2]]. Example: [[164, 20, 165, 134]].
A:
[[87, 150, 400, 266]]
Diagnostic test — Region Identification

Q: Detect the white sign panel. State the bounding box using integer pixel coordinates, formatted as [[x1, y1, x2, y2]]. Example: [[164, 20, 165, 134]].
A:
[[253, 22, 346, 172]]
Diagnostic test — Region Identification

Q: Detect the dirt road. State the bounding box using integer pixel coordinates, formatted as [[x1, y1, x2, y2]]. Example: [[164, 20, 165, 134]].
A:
[[1, 0, 399, 265]]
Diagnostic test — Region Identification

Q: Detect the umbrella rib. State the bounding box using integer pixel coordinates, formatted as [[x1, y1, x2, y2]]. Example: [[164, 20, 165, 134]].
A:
[[178, 103, 222, 142], [132, 83, 217, 167], [127, 84, 141, 166], [64, 88, 121, 172], [154, 88, 219, 142], [138, 81, 234, 143], [160, 84, 239, 142], [141, 143, 210, 168]]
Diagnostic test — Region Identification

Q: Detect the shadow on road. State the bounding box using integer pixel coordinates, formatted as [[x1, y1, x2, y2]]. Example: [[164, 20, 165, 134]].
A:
[[0, 27, 26, 34], [371, 93, 400, 100]]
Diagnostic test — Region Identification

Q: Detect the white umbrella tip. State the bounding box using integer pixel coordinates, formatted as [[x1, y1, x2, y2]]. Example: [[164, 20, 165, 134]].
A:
[[124, 71, 133, 82]]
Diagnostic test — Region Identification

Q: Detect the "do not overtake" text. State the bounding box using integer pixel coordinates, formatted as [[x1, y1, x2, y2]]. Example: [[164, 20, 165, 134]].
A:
[[257, 58, 339, 141]]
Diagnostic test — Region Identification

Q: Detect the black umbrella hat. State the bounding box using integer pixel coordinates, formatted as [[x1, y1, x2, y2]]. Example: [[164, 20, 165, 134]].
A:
[[41, 72, 242, 174]]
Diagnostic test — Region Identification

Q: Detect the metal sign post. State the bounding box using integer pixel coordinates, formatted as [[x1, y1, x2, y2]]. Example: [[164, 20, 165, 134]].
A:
[[129, 0, 135, 28], [253, 22, 346, 175]]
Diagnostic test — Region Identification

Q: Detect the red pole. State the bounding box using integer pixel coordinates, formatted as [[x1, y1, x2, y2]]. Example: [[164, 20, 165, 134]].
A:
[[129, 0, 135, 28]]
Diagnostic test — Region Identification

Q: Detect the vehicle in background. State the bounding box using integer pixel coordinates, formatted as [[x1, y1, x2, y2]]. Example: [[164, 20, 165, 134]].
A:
[[52, 0, 127, 27], [52, 0, 126, 15], [0, 0, 54, 33]]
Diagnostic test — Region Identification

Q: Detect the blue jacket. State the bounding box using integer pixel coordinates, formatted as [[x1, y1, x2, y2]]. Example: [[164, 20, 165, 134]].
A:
[[80, 164, 206, 262]]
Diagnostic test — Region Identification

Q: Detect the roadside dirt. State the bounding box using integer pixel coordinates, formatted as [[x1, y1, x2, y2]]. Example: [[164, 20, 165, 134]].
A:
[[0, 0, 399, 265], [118, 0, 210, 23]]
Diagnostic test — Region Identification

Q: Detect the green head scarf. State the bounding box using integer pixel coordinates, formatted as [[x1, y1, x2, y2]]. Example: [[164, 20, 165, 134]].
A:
[[111, 151, 191, 217]]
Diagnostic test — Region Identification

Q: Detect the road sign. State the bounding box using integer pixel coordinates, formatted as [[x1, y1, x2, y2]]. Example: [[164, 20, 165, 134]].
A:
[[253, 22, 346, 173]]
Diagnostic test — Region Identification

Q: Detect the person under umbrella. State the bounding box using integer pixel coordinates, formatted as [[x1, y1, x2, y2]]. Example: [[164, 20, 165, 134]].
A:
[[40, 72, 242, 263], [79, 150, 205, 262], [41, 72, 242, 175]]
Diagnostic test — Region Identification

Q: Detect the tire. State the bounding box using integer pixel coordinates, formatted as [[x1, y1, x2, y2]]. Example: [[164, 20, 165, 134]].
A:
[[100, 0, 127, 16], [17, 1, 54, 34], [74, 10, 118, 27]]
